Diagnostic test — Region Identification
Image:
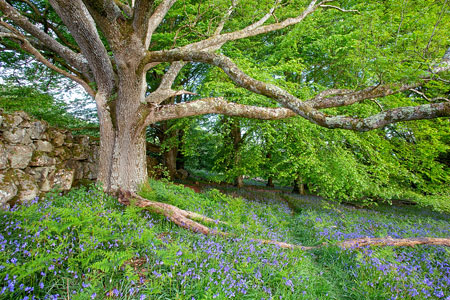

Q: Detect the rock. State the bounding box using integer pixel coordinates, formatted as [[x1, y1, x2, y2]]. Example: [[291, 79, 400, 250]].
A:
[[15, 170, 39, 203], [0, 170, 18, 207], [52, 131, 65, 146], [88, 145, 99, 163], [53, 147, 72, 161], [74, 135, 90, 147], [49, 167, 74, 191], [29, 166, 56, 192], [30, 151, 56, 167], [66, 161, 84, 180], [3, 128, 32, 144], [35, 140, 54, 152], [176, 169, 189, 180], [7, 145, 33, 169], [27, 166, 54, 181], [15, 111, 30, 121], [0, 142, 8, 170], [72, 143, 89, 160], [0, 114, 3, 127], [29, 121, 47, 139], [83, 162, 97, 180], [2, 114, 23, 128]]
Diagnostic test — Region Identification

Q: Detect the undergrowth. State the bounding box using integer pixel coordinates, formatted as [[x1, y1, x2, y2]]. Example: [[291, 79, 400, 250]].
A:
[[1, 181, 449, 299]]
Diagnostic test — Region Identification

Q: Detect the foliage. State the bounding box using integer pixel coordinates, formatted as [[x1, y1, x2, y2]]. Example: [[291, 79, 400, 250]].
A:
[[0, 85, 98, 135], [169, 0, 449, 206]]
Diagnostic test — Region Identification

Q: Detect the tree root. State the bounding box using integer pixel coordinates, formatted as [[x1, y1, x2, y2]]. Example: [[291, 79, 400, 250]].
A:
[[118, 190, 450, 250]]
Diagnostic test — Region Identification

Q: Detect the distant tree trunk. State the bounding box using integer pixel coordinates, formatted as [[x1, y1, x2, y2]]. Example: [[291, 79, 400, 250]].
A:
[[292, 175, 305, 195], [163, 146, 178, 179], [230, 119, 244, 188], [267, 177, 274, 188], [266, 153, 274, 187]]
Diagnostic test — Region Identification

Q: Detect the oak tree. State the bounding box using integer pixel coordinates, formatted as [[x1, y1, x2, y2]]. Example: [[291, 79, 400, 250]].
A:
[[1, 0, 449, 192]]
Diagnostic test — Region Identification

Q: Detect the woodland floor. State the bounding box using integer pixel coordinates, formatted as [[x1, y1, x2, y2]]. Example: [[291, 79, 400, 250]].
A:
[[1, 178, 449, 299]]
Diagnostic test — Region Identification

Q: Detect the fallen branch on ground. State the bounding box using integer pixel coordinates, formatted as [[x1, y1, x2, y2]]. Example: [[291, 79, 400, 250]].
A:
[[118, 190, 450, 250]]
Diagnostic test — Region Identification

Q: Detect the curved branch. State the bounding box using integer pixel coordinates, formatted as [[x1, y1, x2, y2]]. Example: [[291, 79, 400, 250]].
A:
[[145, 0, 177, 48], [306, 83, 420, 109], [145, 50, 450, 131], [0, 0, 90, 76], [151, 97, 296, 125], [319, 4, 359, 13], [325, 102, 450, 131], [0, 29, 95, 96], [180, 0, 321, 52], [49, 0, 116, 93]]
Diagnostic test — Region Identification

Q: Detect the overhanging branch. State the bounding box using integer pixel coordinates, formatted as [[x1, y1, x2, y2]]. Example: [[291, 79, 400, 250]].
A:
[[0, 0, 90, 76], [151, 97, 296, 125], [144, 50, 450, 131], [0, 27, 95, 96]]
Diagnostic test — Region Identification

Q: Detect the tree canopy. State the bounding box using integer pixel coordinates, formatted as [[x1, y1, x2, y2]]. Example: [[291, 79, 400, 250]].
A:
[[0, 0, 449, 192]]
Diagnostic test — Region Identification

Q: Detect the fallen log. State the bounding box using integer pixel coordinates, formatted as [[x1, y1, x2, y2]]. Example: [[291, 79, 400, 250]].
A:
[[339, 237, 450, 248], [118, 190, 450, 250]]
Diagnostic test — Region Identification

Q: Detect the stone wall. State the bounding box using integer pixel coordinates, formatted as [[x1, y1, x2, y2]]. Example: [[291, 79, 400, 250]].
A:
[[0, 110, 98, 209]]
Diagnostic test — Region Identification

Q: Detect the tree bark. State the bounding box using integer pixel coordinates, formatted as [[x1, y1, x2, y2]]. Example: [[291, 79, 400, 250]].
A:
[[266, 153, 274, 187], [230, 119, 244, 188], [164, 146, 178, 179], [293, 175, 305, 195], [105, 47, 149, 191]]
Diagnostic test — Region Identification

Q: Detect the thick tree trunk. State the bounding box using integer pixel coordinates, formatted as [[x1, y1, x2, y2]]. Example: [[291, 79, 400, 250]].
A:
[[234, 175, 244, 188], [99, 47, 149, 192], [293, 175, 305, 195], [96, 92, 116, 191]]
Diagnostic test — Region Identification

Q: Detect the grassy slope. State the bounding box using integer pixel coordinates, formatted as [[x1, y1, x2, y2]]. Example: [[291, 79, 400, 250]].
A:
[[0, 181, 449, 300]]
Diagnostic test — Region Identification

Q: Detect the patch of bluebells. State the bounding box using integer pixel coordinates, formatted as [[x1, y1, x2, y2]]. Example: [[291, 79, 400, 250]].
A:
[[0, 187, 154, 300], [2, 182, 449, 299], [340, 245, 450, 299], [291, 194, 450, 299], [295, 197, 449, 242], [0, 183, 330, 299]]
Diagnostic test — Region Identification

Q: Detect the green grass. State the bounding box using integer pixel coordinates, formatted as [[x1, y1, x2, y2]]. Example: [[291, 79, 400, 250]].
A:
[[1, 181, 449, 299]]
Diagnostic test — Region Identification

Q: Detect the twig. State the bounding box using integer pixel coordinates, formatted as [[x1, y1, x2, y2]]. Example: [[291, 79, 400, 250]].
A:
[[319, 4, 359, 14], [410, 88, 449, 102]]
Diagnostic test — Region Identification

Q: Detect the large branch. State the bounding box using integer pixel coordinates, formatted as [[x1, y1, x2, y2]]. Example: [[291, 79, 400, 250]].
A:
[[179, 0, 323, 52], [49, 0, 116, 93], [144, 0, 177, 48], [151, 97, 296, 124], [144, 50, 333, 125], [144, 50, 450, 131], [0, 0, 90, 76], [0, 28, 94, 96], [133, 0, 153, 41]]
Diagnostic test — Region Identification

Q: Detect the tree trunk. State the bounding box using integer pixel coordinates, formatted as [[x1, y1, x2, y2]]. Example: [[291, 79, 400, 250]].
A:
[[292, 175, 305, 195], [230, 119, 244, 188], [98, 49, 149, 192], [267, 177, 274, 188], [266, 152, 274, 187], [95, 92, 116, 191], [164, 146, 178, 179], [234, 175, 244, 188]]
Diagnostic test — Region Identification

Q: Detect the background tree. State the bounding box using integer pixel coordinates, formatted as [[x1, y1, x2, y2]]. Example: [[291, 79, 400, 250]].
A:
[[1, 0, 449, 193]]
